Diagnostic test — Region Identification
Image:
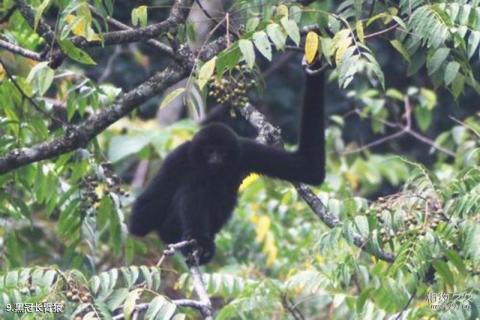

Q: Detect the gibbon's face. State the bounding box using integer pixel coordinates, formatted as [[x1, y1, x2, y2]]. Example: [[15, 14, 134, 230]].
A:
[[190, 123, 240, 169], [203, 145, 228, 165]]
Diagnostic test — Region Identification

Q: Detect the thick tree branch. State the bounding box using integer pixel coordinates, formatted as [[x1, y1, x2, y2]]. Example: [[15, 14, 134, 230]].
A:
[[88, 5, 177, 60], [0, 65, 186, 174], [15, 0, 56, 45], [0, 0, 232, 174], [0, 38, 42, 61], [240, 103, 395, 263], [0, 28, 227, 175], [73, 0, 193, 48], [189, 266, 214, 319], [15, 0, 193, 67]]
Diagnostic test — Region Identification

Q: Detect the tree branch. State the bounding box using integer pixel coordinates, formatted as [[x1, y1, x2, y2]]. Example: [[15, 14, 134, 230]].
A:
[[0, 65, 186, 174], [239, 103, 395, 263], [0, 38, 42, 61], [0, 26, 228, 175], [15, 0, 56, 45], [189, 266, 214, 319], [342, 99, 455, 157], [88, 5, 177, 60], [73, 0, 193, 48]]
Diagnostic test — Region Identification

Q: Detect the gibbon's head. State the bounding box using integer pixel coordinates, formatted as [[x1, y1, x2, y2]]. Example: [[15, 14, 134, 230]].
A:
[[190, 123, 240, 170]]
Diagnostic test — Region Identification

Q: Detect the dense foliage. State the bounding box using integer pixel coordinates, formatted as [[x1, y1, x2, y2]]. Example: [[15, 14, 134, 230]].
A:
[[0, 0, 479, 319]]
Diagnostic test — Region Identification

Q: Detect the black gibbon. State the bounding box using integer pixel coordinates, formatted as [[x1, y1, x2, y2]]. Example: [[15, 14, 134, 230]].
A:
[[130, 62, 325, 265]]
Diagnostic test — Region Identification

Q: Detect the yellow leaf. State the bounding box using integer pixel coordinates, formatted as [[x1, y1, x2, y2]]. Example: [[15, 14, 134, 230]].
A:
[[255, 215, 271, 243], [197, 57, 216, 90], [356, 20, 365, 43], [160, 87, 185, 109], [335, 37, 352, 65], [304, 31, 319, 64], [66, 14, 100, 41], [95, 184, 106, 198], [344, 171, 359, 190], [277, 4, 289, 18], [66, 14, 86, 37], [265, 237, 278, 267], [239, 173, 259, 191], [263, 232, 278, 267]]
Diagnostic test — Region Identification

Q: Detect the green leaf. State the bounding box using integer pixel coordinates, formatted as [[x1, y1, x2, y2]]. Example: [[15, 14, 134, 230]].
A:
[[419, 88, 437, 111], [26, 62, 54, 95], [252, 31, 272, 61], [356, 20, 364, 43], [385, 89, 404, 101], [391, 16, 407, 29], [159, 88, 185, 109], [414, 106, 431, 132], [320, 37, 334, 62], [281, 17, 300, 46], [34, 0, 51, 31], [452, 73, 465, 99], [289, 5, 302, 23], [215, 46, 241, 76], [426, 48, 450, 75], [389, 40, 411, 63], [58, 39, 96, 65], [467, 31, 480, 58], [432, 260, 454, 287], [108, 132, 157, 162], [246, 17, 259, 32], [444, 61, 460, 86], [131, 5, 148, 27], [463, 224, 480, 263], [145, 296, 177, 320], [266, 23, 287, 50], [239, 39, 255, 68], [123, 289, 141, 320], [197, 57, 216, 90]]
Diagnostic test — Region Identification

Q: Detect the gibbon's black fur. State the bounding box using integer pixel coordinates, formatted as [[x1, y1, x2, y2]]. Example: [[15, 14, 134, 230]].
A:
[[130, 64, 325, 265]]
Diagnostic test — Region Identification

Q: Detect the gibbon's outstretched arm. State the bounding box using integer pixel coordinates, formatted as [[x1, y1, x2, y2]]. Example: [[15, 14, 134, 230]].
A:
[[239, 67, 325, 185]]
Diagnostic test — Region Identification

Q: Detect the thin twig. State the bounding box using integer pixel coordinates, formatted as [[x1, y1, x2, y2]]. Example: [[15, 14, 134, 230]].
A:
[[73, 0, 193, 48], [0, 58, 68, 126], [342, 129, 407, 155], [156, 240, 195, 267], [406, 130, 456, 157], [98, 45, 123, 83], [88, 4, 178, 60], [194, 0, 222, 30], [449, 115, 480, 138], [364, 23, 398, 39], [342, 98, 456, 157], [282, 295, 305, 320], [394, 288, 417, 320]]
